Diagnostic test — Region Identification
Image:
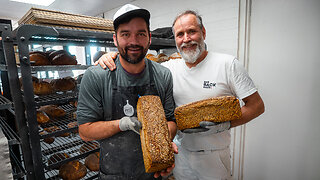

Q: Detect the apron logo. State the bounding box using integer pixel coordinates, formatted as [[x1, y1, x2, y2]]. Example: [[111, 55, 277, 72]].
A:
[[203, 81, 216, 89], [123, 100, 134, 116]]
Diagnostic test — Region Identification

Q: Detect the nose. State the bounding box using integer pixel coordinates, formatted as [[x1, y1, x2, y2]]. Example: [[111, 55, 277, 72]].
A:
[[182, 33, 191, 43], [128, 35, 139, 45]]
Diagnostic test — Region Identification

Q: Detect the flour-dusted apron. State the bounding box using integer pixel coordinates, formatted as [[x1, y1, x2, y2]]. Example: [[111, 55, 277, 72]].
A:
[[99, 60, 160, 180]]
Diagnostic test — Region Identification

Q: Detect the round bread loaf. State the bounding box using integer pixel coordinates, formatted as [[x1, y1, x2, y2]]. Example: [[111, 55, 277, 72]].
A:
[[48, 152, 70, 169], [48, 50, 66, 61], [59, 160, 87, 180], [39, 105, 66, 118], [85, 152, 100, 171], [39, 131, 55, 144], [169, 52, 182, 59], [50, 77, 76, 92], [80, 141, 99, 153], [36, 111, 50, 124], [44, 125, 70, 137], [29, 51, 50, 66], [156, 53, 169, 63], [33, 81, 53, 95], [49, 50, 77, 65]]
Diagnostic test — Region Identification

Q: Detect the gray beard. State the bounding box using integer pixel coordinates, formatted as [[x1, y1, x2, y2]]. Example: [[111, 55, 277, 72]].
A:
[[178, 39, 205, 64]]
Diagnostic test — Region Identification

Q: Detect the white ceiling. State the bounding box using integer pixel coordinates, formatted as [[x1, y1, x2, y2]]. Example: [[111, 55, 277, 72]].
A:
[[0, 0, 133, 26]]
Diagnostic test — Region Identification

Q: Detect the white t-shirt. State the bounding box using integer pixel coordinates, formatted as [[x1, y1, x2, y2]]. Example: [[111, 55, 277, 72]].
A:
[[162, 51, 257, 151]]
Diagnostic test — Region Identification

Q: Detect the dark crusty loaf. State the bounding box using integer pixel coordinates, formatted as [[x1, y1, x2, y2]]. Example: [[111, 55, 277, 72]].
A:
[[38, 105, 66, 118], [49, 50, 77, 65], [84, 152, 100, 171], [36, 111, 50, 124], [50, 76, 76, 92], [59, 160, 87, 180], [137, 95, 174, 173], [33, 80, 53, 95], [174, 96, 242, 130], [29, 51, 50, 66], [39, 131, 54, 144]]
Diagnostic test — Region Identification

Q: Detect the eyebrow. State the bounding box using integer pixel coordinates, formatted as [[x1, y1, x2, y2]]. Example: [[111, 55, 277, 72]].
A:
[[119, 29, 148, 34]]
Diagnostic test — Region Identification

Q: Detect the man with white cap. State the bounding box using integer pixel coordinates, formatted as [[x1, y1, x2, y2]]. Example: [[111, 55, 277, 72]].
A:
[[96, 9, 265, 180], [77, 4, 177, 180]]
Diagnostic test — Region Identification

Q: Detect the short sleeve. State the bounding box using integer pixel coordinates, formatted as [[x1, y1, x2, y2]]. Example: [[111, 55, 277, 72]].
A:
[[76, 68, 104, 125], [228, 59, 257, 99]]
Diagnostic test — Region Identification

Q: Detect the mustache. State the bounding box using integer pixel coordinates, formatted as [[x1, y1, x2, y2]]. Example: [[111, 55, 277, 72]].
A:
[[125, 45, 143, 51], [180, 41, 198, 49]]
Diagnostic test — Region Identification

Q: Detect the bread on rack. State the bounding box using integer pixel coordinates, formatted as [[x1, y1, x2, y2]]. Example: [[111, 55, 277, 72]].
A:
[[137, 95, 174, 173], [146, 53, 169, 63], [43, 125, 69, 137], [157, 53, 169, 63], [50, 77, 76, 92], [38, 105, 66, 118], [33, 80, 54, 95], [59, 160, 87, 180], [169, 52, 182, 60], [174, 96, 242, 130], [39, 131, 55, 144], [84, 152, 100, 171], [48, 152, 70, 169], [29, 51, 50, 66], [36, 110, 50, 124], [48, 50, 77, 65], [79, 141, 99, 153]]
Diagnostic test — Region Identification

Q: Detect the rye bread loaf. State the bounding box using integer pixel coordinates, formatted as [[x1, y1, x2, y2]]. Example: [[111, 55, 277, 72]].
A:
[[136, 95, 174, 173], [174, 96, 241, 130]]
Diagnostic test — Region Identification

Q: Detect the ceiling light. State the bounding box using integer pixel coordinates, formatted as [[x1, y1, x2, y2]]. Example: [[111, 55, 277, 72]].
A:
[[10, 0, 55, 6]]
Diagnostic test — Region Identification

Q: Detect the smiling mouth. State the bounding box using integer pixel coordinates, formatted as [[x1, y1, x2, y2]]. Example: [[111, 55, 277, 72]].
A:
[[126, 46, 143, 53]]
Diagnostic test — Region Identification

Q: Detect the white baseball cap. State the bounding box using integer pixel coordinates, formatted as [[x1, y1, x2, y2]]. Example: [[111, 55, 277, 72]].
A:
[[113, 4, 150, 30]]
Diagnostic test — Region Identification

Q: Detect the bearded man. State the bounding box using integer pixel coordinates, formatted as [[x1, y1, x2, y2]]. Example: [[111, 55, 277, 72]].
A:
[[77, 4, 177, 180], [96, 10, 264, 180]]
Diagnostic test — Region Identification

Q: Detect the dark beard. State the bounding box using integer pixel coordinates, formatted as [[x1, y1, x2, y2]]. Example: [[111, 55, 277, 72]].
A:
[[119, 45, 147, 64]]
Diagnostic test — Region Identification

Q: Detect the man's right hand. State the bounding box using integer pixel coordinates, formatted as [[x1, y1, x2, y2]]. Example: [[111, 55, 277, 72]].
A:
[[94, 52, 118, 70], [119, 116, 142, 135]]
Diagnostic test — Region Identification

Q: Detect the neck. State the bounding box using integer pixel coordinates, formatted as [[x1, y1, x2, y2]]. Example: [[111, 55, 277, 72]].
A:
[[185, 50, 208, 68], [119, 56, 146, 74]]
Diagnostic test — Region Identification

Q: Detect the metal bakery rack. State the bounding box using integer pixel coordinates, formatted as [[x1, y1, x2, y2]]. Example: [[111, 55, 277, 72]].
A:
[[0, 21, 176, 180]]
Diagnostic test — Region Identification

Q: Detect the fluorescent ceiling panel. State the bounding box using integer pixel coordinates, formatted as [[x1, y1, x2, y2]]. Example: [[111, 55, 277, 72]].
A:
[[10, 0, 55, 6]]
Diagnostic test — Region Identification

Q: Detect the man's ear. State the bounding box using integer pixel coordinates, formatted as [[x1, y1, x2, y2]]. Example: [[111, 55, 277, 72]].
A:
[[113, 34, 118, 47], [149, 32, 152, 45], [202, 26, 206, 40]]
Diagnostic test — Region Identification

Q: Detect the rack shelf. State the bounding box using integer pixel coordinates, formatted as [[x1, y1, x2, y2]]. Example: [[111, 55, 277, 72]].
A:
[[0, 116, 20, 145], [0, 95, 12, 110]]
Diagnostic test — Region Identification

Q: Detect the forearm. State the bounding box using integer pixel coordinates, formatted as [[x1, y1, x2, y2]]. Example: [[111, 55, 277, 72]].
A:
[[79, 120, 121, 141], [167, 121, 177, 141], [230, 92, 265, 128]]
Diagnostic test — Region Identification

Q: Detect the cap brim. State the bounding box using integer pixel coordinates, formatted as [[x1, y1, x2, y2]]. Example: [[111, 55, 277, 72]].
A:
[[113, 9, 150, 29]]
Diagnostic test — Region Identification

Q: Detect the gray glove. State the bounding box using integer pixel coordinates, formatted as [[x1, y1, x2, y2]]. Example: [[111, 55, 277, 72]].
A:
[[182, 121, 231, 134], [119, 117, 142, 134]]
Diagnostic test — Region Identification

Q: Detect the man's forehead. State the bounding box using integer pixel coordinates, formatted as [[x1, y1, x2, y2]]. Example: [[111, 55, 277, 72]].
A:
[[174, 14, 199, 30], [117, 17, 148, 31]]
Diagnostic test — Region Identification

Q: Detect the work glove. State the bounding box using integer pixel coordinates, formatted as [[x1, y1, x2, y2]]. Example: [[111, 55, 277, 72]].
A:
[[119, 116, 142, 135], [182, 121, 231, 134]]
